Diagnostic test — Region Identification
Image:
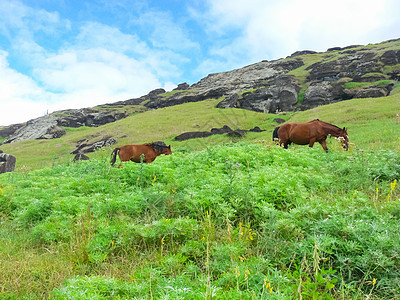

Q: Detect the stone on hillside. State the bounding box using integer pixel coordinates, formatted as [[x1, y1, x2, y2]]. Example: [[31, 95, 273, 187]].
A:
[[217, 75, 300, 113], [71, 137, 116, 154], [73, 153, 90, 162], [2, 115, 66, 144], [380, 50, 400, 65], [354, 87, 390, 98], [0, 152, 16, 173], [174, 83, 190, 90], [0, 123, 25, 140], [174, 131, 213, 141]]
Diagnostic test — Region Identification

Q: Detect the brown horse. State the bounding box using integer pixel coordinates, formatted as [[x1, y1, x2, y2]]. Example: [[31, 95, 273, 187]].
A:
[[273, 119, 348, 152], [110, 141, 172, 167]]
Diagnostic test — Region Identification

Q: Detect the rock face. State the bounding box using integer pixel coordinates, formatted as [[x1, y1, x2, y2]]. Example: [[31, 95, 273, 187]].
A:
[[71, 137, 117, 155], [3, 115, 66, 144], [1, 38, 399, 144], [174, 125, 265, 141], [217, 75, 300, 113], [2, 108, 128, 144], [0, 151, 16, 173]]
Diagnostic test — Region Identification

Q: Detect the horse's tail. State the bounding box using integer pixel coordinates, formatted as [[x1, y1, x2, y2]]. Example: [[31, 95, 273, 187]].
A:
[[272, 126, 280, 141], [110, 148, 120, 166]]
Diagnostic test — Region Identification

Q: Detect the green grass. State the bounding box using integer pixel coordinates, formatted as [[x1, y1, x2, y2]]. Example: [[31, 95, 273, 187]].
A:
[[0, 141, 399, 299], [0, 91, 399, 298], [3, 91, 398, 171], [1, 40, 400, 299], [288, 94, 400, 152], [0, 98, 283, 169], [343, 80, 393, 90]]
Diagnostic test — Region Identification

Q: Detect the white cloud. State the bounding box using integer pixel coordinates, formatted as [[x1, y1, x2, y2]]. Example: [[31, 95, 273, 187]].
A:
[[135, 10, 199, 52], [0, 51, 53, 125], [199, 0, 400, 64], [0, 12, 184, 126]]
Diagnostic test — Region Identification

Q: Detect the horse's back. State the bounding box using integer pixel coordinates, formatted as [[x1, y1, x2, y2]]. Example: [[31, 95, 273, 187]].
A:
[[278, 122, 316, 145], [118, 144, 155, 162]]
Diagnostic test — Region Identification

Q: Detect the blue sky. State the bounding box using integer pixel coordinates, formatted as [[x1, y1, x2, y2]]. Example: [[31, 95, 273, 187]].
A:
[[1, 0, 399, 126]]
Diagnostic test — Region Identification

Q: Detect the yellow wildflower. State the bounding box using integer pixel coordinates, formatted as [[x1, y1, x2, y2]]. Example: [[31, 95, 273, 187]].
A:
[[391, 179, 397, 191]]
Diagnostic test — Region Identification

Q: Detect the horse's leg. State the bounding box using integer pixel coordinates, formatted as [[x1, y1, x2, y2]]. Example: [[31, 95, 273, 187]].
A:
[[145, 154, 157, 163], [283, 140, 291, 149], [308, 138, 317, 148], [319, 140, 328, 152]]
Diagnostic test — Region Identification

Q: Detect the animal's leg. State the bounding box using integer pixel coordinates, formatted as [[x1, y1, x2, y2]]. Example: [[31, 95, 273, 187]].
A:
[[308, 138, 316, 148], [145, 155, 157, 163], [283, 140, 291, 149], [319, 140, 328, 152]]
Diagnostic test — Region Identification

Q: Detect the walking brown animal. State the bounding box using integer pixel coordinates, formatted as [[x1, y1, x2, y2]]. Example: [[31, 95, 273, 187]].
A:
[[110, 141, 172, 167], [272, 119, 349, 152]]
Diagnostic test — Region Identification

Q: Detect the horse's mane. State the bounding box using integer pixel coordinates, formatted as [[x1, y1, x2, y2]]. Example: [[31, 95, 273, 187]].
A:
[[146, 141, 168, 153], [313, 119, 342, 130]]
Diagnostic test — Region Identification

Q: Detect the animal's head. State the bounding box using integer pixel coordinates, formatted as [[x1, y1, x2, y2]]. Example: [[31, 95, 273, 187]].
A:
[[339, 127, 349, 150], [162, 145, 172, 155]]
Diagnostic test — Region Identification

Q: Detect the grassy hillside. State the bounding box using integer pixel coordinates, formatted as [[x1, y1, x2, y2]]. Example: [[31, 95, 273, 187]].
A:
[[0, 98, 290, 170], [1, 91, 399, 170], [1, 140, 399, 299]]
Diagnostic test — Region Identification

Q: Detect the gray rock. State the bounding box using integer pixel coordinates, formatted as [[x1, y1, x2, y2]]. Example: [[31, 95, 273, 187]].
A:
[[71, 137, 117, 154], [73, 153, 90, 162], [0, 152, 16, 173], [354, 87, 389, 98], [3, 115, 66, 144], [174, 82, 190, 90], [174, 125, 264, 141], [302, 81, 335, 108], [217, 75, 300, 113]]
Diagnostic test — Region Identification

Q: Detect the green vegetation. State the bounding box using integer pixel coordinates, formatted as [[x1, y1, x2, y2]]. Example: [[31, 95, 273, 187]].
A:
[[1, 140, 399, 299], [158, 89, 195, 98], [343, 80, 393, 90], [361, 73, 388, 80], [0, 98, 281, 169], [0, 53, 399, 297], [296, 83, 309, 105]]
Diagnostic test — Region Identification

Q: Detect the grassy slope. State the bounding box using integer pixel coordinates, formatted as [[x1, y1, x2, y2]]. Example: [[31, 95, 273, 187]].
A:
[[0, 98, 290, 169], [2, 38, 400, 169], [1, 92, 399, 170]]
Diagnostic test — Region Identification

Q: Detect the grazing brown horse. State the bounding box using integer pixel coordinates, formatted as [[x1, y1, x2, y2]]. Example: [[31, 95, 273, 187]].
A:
[[273, 119, 348, 152], [110, 141, 172, 167]]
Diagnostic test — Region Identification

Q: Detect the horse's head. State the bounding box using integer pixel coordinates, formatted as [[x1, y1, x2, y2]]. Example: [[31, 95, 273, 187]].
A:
[[162, 145, 172, 155], [339, 127, 349, 150]]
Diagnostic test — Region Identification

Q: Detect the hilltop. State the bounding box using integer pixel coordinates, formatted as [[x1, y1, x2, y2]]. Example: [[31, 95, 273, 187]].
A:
[[1, 38, 399, 145]]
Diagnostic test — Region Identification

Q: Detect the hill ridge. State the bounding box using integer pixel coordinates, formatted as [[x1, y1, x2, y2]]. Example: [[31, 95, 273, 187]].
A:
[[1, 38, 400, 144]]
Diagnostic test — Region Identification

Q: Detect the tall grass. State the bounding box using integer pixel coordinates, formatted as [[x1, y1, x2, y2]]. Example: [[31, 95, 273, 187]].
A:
[[1, 141, 399, 299]]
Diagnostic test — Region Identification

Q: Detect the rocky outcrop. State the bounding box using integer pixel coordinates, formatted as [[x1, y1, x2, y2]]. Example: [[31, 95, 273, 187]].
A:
[[174, 125, 265, 141], [0, 151, 16, 173], [1, 38, 399, 144], [71, 137, 117, 155], [55, 108, 128, 128], [2, 108, 128, 144], [3, 115, 66, 144], [217, 75, 300, 113], [0, 123, 25, 139]]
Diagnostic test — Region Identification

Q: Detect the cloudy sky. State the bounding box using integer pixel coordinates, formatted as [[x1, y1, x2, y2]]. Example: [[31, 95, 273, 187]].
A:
[[0, 0, 399, 126]]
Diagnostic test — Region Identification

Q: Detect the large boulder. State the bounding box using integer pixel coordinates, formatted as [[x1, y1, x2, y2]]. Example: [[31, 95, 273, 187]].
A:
[[2, 108, 129, 144], [217, 75, 300, 113], [0, 123, 25, 139], [0, 152, 16, 173], [2, 115, 66, 144], [71, 137, 117, 154]]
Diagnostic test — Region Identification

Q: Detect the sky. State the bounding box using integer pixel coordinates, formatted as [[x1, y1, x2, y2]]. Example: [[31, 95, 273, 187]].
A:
[[0, 0, 399, 126]]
